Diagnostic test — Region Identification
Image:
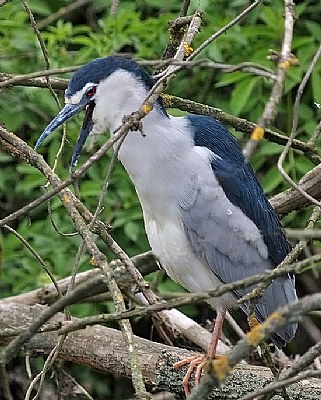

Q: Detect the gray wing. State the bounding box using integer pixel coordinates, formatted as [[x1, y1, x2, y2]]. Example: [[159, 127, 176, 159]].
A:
[[180, 171, 270, 285], [180, 171, 297, 346]]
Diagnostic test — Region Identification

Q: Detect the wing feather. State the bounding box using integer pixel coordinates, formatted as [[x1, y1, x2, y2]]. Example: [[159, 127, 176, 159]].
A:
[[180, 115, 297, 345]]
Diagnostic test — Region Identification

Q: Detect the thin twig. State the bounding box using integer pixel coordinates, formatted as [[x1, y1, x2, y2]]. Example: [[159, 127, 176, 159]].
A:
[[180, 0, 190, 17], [25, 339, 66, 400], [37, 0, 93, 30], [59, 253, 321, 336], [162, 95, 319, 163], [239, 369, 321, 400], [20, 0, 68, 189], [110, 0, 120, 16], [277, 42, 321, 208], [187, 0, 262, 61], [280, 341, 321, 382], [188, 292, 321, 399], [0, 66, 79, 88], [308, 117, 321, 147], [243, 0, 296, 159], [20, 0, 61, 110], [0, 59, 275, 90], [3, 225, 61, 297]]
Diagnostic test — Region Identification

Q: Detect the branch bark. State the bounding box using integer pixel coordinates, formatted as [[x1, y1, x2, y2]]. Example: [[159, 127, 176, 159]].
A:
[[270, 163, 321, 214], [1, 251, 157, 305], [1, 302, 321, 399]]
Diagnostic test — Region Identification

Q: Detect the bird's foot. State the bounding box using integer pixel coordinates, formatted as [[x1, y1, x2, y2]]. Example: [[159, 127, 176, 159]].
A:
[[173, 354, 207, 396]]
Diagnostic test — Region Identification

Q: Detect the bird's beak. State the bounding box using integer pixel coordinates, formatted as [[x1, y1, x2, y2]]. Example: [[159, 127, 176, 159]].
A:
[[70, 102, 94, 169], [35, 98, 95, 170]]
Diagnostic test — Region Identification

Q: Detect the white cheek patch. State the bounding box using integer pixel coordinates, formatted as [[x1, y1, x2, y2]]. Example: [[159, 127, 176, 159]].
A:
[[91, 104, 108, 135], [65, 82, 96, 104]]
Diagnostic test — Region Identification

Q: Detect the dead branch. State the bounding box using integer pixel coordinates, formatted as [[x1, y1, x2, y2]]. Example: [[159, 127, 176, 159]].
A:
[[270, 163, 321, 214], [1, 302, 321, 399], [243, 0, 296, 158], [2, 252, 157, 306], [37, 0, 93, 30]]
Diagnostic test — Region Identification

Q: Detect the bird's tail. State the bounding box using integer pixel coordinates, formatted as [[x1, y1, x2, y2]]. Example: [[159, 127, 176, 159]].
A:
[[241, 275, 298, 347]]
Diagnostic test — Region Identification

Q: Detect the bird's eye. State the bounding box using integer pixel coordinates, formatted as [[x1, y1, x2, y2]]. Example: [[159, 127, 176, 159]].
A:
[[86, 86, 96, 97]]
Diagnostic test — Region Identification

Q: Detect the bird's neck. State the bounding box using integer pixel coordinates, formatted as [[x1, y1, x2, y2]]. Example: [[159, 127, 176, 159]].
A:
[[116, 110, 190, 176], [114, 111, 196, 219], [91, 70, 197, 218]]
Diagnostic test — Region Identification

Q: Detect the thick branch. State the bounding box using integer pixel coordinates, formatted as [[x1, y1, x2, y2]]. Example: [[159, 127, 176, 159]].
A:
[[270, 163, 321, 214], [162, 94, 319, 163], [1, 302, 321, 399]]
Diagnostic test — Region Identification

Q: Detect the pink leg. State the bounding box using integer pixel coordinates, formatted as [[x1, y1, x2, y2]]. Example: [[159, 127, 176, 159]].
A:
[[173, 308, 227, 396], [180, 355, 205, 395], [207, 308, 226, 358]]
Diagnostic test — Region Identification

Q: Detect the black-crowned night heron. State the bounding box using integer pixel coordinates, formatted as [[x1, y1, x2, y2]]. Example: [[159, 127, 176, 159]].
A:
[[35, 56, 297, 394]]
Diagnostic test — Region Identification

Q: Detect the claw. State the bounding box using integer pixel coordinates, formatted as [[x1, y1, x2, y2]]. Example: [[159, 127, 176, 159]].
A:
[[174, 355, 206, 396], [173, 309, 226, 396]]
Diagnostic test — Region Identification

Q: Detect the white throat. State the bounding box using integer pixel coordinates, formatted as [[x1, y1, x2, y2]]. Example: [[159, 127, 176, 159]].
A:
[[91, 69, 153, 134], [89, 69, 200, 220]]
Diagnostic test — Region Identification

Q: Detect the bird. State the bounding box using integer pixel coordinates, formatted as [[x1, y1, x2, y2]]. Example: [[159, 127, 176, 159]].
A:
[[35, 56, 298, 394]]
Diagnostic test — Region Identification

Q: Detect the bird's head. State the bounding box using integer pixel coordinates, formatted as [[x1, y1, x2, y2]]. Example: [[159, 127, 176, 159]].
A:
[[35, 56, 165, 168]]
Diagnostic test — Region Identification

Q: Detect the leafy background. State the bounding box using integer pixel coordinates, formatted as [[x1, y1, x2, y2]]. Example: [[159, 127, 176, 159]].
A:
[[1, 0, 321, 398]]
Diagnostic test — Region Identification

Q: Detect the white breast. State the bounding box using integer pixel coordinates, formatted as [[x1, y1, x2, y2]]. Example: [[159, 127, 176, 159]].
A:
[[114, 112, 235, 309], [144, 210, 235, 309]]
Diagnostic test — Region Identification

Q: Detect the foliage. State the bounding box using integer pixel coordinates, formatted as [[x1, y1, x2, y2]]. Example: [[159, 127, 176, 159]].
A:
[[1, 0, 321, 399]]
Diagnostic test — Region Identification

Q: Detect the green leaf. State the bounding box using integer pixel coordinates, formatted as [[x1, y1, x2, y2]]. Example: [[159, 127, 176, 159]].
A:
[[305, 21, 321, 40], [124, 221, 140, 242], [260, 165, 285, 194], [294, 157, 315, 176], [215, 72, 247, 88], [230, 77, 259, 116]]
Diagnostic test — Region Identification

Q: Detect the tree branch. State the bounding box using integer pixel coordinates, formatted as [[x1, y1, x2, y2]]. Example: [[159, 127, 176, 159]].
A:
[[1, 302, 321, 399], [270, 163, 321, 215], [2, 252, 157, 305]]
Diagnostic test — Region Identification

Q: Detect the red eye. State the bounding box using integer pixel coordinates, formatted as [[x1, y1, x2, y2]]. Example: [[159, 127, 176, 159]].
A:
[[87, 86, 96, 97]]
